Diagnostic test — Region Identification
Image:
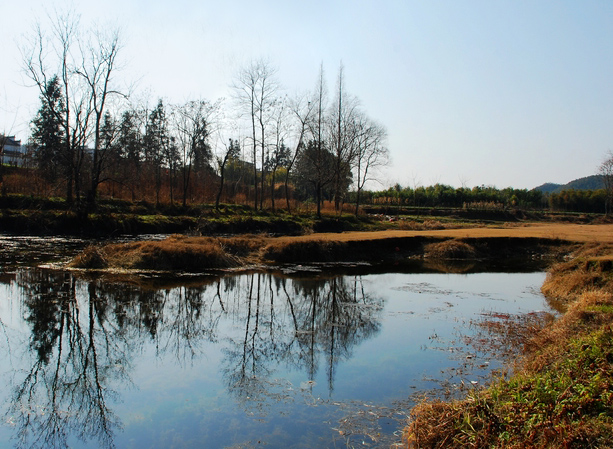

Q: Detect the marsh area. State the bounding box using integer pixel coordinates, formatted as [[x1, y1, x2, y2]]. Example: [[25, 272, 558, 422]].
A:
[[0, 236, 554, 448]]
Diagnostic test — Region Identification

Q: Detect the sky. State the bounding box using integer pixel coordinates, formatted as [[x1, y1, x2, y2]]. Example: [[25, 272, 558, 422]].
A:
[[2, 0, 613, 190]]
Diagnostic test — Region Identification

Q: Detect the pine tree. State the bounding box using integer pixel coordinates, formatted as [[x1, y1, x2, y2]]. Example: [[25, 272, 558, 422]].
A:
[[30, 76, 66, 183]]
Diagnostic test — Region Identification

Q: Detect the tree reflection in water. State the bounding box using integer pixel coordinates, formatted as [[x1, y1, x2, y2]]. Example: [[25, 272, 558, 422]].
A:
[[2, 268, 384, 448], [221, 273, 384, 418], [10, 270, 126, 449]]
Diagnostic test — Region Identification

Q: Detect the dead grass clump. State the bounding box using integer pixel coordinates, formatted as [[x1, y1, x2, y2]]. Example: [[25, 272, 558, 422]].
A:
[[542, 244, 613, 303], [218, 235, 267, 257], [70, 236, 241, 271], [135, 240, 238, 270], [263, 239, 347, 263], [69, 245, 109, 269], [403, 400, 467, 448], [425, 239, 477, 259]]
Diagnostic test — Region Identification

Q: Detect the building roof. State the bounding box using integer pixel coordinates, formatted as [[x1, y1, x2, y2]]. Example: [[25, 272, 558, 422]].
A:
[[1, 135, 22, 147]]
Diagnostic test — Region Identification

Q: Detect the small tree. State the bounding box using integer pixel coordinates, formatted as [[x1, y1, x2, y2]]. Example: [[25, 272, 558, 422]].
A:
[[599, 151, 613, 215], [352, 115, 389, 215], [144, 99, 170, 206], [215, 138, 241, 210], [172, 99, 219, 207], [116, 108, 145, 200]]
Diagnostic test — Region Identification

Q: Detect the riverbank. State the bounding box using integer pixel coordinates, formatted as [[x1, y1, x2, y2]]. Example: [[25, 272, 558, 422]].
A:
[[403, 241, 613, 447], [0, 194, 609, 237]]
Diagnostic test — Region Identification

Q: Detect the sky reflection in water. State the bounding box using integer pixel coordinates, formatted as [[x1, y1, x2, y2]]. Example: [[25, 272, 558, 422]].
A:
[[0, 268, 549, 448]]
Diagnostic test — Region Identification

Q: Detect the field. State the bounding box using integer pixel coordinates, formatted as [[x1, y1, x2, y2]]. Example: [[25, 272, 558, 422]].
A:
[[273, 222, 613, 243]]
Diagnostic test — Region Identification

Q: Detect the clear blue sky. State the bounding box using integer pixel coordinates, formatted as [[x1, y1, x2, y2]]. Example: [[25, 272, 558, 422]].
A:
[[2, 0, 612, 190]]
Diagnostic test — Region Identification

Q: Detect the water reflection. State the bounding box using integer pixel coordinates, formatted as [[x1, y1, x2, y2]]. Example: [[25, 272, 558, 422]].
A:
[[3, 269, 384, 448], [10, 270, 125, 449]]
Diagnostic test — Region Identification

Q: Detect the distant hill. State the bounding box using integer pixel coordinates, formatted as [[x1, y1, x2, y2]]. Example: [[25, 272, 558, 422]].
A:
[[534, 175, 604, 193]]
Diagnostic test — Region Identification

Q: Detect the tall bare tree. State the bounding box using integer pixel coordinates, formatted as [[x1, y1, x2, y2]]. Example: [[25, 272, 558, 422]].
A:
[[232, 59, 279, 210], [78, 27, 124, 209], [329, 63, 359, 212], [308, 64, 331, 218], [22, 10, 90, 205], [22, 10, 124, 209]]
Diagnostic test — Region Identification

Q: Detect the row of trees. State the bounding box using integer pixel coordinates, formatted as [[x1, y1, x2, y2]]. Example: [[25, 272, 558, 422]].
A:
[[357, 182, 610, 214], [360, 184, 545, 210], [21, 11, 389, 216]]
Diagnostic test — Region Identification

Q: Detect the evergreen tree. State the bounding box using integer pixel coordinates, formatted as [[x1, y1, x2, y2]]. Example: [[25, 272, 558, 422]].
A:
[[30, 76, 66, 183], [144, 100, 170, 205]]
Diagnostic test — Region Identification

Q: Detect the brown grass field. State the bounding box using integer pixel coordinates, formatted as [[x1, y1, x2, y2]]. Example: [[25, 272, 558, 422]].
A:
[[273, 223, 613, 244]]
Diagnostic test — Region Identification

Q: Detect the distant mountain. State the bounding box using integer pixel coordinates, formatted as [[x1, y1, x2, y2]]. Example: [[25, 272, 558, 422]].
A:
[[534, 175, 604, 193], [534, 182, 562, 193]]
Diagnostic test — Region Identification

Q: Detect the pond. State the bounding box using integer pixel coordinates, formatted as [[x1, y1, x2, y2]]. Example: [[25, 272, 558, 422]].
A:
[[0, 238, 554, 448]]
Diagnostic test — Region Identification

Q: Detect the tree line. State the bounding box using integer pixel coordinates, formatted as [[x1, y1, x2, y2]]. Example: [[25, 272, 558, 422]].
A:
[[16, 11, 388, 216], [355, 183, 609, 214]]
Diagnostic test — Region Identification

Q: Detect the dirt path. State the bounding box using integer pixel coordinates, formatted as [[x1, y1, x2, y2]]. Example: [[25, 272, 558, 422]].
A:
[[274, 223, 613, 244]]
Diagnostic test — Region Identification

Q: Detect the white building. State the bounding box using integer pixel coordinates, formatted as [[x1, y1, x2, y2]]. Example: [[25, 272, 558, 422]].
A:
[[0, 135, 28, 167]]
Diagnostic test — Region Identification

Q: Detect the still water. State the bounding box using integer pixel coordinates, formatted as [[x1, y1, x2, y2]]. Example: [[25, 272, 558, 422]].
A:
[[0, 259, 552, 448]]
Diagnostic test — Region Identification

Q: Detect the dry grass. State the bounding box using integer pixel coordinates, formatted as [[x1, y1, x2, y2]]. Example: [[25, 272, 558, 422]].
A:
[[397, 219, 448, 231], [424, 239, 477, 259], [69, 234, 263, 271], [541, 243, 613, 302], [272, 223, 613, 244]]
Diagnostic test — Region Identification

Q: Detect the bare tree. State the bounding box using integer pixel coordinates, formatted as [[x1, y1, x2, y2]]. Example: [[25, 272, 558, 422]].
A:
[[215, 138, 241, 210], [308, 64, 331, 218], [232, 59, 279, 210], [599, 151, 613, 215], [171, 99, 220, 207], [22, 10, 124, 210], [268, 96, 291, 212], [233, 64, 258, 208], [21, 10, 91, 205], [329, 63, 360, 212], [284, 92, 315, 212], [78, 26, 124, 209], [352, 114, 389, 215]]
